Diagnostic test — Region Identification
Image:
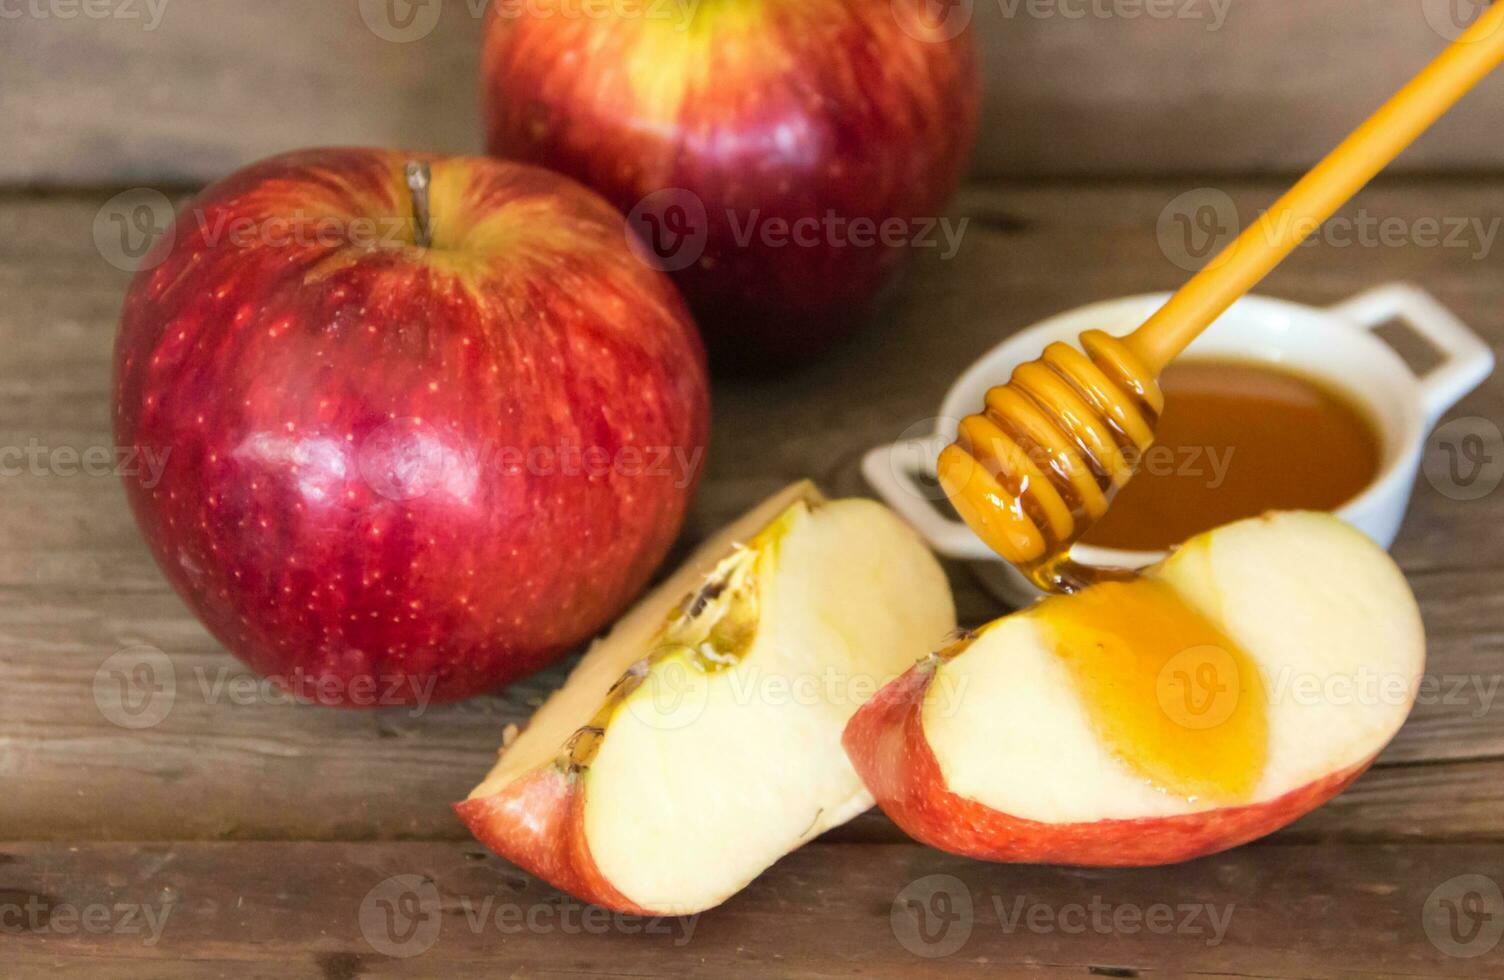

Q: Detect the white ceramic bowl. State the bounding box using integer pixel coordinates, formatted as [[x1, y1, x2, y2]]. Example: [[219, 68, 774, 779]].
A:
[[865, 285, 1494, 606]]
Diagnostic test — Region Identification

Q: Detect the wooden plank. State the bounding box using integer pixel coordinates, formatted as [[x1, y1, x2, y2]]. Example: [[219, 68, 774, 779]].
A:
[[9, 1, 1504, 185], [0, 840, 1499, 976], [1, 180, 1501, 845]]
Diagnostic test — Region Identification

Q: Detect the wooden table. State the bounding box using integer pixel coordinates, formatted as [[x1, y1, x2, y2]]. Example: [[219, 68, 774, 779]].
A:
[[3, 179, 1502, 977]]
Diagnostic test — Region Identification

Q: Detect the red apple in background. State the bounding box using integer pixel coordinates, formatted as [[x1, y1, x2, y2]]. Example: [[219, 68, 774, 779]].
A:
[[482, 0, 979, 370], [113, 148, 710, 706]]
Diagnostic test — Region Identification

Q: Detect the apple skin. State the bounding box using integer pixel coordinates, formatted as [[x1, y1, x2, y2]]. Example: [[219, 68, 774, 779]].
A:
[[114, 148, 710, 706], [454, 769, 652, 916], [843, 662, 1375, 866], [481, 0, 979, 369]]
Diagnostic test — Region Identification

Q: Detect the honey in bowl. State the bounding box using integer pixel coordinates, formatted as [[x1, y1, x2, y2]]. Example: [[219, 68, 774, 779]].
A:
[[1081, 358, 1382, 553]]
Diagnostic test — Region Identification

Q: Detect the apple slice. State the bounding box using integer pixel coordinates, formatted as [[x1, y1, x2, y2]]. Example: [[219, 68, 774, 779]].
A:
[[456, 482, 955, 914], [845, 512, 1425, 866]]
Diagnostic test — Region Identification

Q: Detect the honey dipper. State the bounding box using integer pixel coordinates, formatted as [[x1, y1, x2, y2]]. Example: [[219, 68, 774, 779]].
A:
[[939, 3, 1504, 590]]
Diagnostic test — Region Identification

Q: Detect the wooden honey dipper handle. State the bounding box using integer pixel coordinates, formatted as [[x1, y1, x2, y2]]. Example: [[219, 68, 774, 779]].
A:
[[1127, 1, 1504, 374], [939, 5, 1504, 588]]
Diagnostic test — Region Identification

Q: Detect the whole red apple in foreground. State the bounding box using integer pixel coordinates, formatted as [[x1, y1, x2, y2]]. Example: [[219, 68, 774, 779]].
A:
[[482, 0, 979, 369], [114, 148, 710, 706], [845, 513, 1425, 865]]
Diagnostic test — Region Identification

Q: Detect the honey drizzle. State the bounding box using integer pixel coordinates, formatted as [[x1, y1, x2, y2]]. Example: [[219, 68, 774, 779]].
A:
[[1037, 573, 1269, 804], [944, 348, 1282, 805]]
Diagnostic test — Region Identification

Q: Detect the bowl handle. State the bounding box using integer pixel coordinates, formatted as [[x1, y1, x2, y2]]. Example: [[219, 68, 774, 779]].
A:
[[1328, 284, 1495, 427], [862, 436, 999, 561]]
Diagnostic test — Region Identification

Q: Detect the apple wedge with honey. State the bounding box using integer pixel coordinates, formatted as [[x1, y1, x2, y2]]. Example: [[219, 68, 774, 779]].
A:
[[456, 482, 955, 914], [845, 512, 1424, 866]]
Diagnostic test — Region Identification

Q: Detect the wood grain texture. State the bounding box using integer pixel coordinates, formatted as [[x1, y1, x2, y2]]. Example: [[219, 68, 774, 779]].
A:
[[0, 840, 1499, 976], [8, 0, 1504, 185], [1, 179, 1501, 851]]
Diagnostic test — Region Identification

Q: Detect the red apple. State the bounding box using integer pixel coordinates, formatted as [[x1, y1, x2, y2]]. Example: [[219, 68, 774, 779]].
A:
[[481, 0, 979, 369], [844, 513, 1426, 865], [113, 148, 711, 706], [457, 483, 956, 914]]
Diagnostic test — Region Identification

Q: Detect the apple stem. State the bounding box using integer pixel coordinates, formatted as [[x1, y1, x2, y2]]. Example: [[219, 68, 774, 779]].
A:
[[405, 161, 433, 249]]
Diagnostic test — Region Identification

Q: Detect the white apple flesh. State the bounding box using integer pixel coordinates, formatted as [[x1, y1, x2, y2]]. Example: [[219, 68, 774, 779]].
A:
[[457, 483, 956, 913], [845, 512, 1425, 865]]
